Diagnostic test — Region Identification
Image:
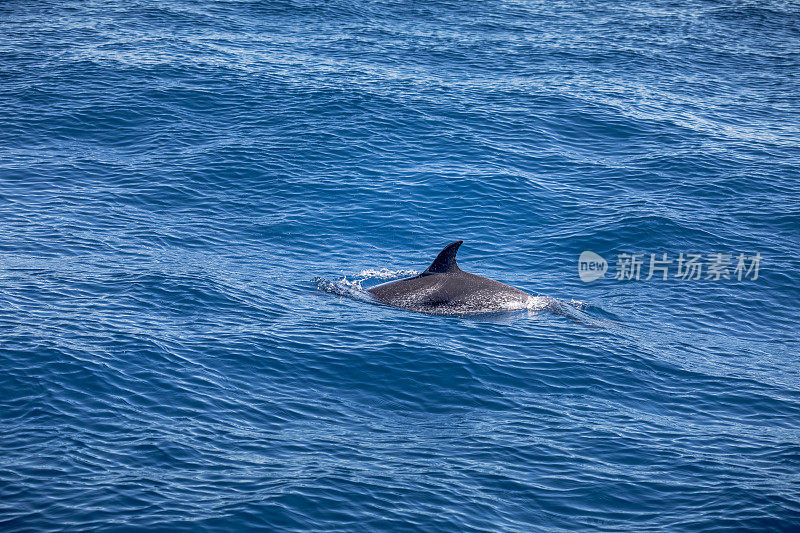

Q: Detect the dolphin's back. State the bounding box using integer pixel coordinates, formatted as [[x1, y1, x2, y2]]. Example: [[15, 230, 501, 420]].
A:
[[369, 271, 529, 310], [367, 241, 532, 314]]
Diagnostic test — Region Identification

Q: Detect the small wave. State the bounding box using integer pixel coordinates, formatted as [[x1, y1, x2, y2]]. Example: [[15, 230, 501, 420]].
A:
[[519, 295, 608, 327]]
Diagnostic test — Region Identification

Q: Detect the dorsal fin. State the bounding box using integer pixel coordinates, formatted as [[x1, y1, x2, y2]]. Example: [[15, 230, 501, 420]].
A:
[[423, 241, 463, 274]]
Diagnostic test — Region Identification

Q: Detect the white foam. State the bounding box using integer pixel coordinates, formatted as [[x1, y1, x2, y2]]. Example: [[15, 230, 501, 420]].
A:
[[355, 268, 419, 280]]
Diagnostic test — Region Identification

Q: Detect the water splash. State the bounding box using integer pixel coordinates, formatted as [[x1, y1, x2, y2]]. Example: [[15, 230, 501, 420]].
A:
[[356, 268, 419, 280]]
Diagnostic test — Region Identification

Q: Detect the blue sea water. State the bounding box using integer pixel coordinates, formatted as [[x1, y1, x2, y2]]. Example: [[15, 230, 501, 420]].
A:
[[2, 0, 800, 530]]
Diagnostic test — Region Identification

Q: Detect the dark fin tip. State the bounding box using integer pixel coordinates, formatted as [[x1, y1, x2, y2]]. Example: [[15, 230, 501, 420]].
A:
[[424, 241, 463, 274]]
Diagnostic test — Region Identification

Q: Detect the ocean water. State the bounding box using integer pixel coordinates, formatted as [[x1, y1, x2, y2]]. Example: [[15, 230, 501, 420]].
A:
[[2, 0, 800, 530]]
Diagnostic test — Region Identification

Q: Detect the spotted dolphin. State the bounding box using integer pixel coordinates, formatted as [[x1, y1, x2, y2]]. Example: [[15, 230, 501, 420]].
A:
[[367, 241, 533, 315]]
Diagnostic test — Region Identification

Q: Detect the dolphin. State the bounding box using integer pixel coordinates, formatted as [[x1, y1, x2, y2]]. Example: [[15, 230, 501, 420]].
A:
[[367, 241, 534, 315]]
